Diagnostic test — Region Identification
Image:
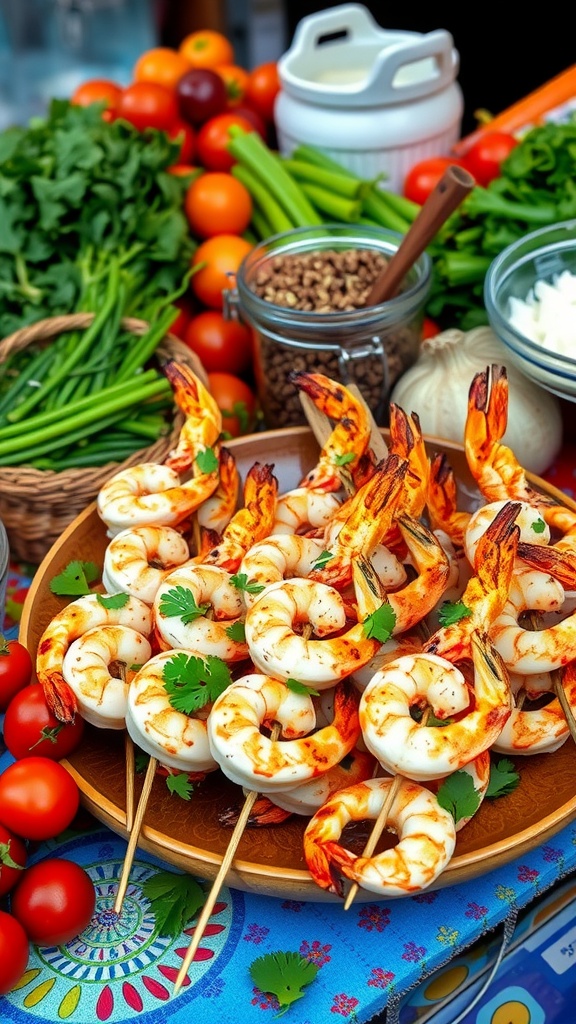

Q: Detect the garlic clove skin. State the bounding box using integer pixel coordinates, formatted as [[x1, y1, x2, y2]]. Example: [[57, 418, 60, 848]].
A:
[[389, 326, 563, 476]]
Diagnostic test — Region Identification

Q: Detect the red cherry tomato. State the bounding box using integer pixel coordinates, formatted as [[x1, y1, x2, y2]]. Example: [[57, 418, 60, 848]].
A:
[[168, 119, 195, 163], [11, 858, 96, 947], [231, 104, 268, 140], [207, 372, 258, 438], [116, 82, 179, 132], [245, 61, 281, 123], [0, 911, 29, 995], [422, 316, 441, 339], [3, 684, 84, 761], [403, 157, 467, 205], [0, 637, 33, 712], [0, 823, 27, 897], [170, 295, 198, 339], [184, 311, 253, 375], [462, 131, 519, 186], [196, 112, 261, 172], [0, 757, 79, 840]]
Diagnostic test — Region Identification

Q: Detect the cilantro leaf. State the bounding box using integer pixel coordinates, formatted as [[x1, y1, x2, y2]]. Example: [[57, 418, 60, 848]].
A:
[[436, 770, 481, 824], [158, 585, 209, 624], [134, 750, 150, 773], [162, 652, 232, 714], [195, 447, 219, 474], [226, 620, 246, 642], [249, 951, 319, 1014], [486, 758, 520, 798], [230, 572, 265, 596], [362, 603, 396, 642], [286, 678, 320, 697], [438, 600, 472, 628], [142, 870, 205, 938], [50, 559, 100, 596], [311, 550, 333, 570], [531, 518, 546, 534], [97, 592, 130, 610], [165, 772, 194, 800], [333, 452, 355, 466]]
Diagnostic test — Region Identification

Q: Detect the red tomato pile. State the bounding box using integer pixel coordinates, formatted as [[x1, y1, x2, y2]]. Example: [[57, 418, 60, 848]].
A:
[[70, 29, 282, 437], [403, 130, 519, 203], [0, 640, 93, 994]]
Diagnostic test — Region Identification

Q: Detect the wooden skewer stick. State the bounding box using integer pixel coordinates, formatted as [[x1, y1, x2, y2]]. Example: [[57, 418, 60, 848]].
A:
[[343, 773, 403, 911], [114, 754, 158, 915], [173, 723, 282, 997], [124, 732, 135, 833]]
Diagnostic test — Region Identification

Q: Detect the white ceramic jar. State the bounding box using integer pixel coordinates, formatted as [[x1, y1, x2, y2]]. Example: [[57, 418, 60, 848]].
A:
[[275, 4, 464, 193]]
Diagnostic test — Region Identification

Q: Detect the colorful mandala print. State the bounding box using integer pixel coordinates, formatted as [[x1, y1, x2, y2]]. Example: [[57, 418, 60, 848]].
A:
[[3, 856, 237, 1023]]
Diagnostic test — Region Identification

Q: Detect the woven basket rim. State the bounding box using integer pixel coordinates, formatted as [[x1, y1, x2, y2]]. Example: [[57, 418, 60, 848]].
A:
[[0, 315, 207, 489]]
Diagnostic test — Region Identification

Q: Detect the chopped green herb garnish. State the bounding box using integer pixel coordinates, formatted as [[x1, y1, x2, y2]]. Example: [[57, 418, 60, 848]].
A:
[[249, 951, 319, 1015], [162, 651, 232, 714], [436, 770, 481, 825], [438, 600, 472, 627], [311, 549, 333, 570], [362, 602, 396, 643], [486, 757, 520, 798], [50, 559, 99, 596], [195, 447, 219, 474], [230, 572, 266, 595], [97, 592, 130, 610], [158, 585, 209, 624], [142, 870, 205, 937], [286, 678, 320, 697]]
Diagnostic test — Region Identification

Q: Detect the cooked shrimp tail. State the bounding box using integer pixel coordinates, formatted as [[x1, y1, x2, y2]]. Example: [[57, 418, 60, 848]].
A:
[[163, 361, 222, 475]]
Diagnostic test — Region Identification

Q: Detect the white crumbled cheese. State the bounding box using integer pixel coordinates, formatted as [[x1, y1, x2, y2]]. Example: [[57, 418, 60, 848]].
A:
[[508, 270, 576, 357]]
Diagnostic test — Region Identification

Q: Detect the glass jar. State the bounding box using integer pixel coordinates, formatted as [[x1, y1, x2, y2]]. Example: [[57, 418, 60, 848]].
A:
[[225, 224, 431, 429]]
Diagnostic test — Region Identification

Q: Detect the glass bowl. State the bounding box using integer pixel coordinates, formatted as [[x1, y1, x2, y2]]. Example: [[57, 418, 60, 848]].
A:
[[484, 219, 576, 401]]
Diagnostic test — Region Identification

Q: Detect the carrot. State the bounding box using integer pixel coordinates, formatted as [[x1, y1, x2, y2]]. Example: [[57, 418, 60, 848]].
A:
[[452, 64, 576, 156]]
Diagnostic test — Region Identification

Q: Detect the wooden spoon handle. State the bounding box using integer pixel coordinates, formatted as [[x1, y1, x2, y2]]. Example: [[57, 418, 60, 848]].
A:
[[365, 165, 475, 306]]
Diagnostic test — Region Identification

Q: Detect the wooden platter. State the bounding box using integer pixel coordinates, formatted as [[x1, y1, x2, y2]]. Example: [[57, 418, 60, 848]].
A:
[[19, 426, 576, 902]]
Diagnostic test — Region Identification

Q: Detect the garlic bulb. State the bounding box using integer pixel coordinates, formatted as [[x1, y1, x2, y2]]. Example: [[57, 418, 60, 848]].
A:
[[390, 326, 562, 475]]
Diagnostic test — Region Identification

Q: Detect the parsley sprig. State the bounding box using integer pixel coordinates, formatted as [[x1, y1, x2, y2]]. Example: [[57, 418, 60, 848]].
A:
[[163, 652, 232, 714]]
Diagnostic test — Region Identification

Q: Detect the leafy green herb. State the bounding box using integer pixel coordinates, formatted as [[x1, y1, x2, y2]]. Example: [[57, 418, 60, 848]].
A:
[[531, 518, 546, 534], [97, 592, 130, 610], [158, 585, 209, 624], [333, 452, 355, 466], [142, 869, 205, 938], [165, 773, 194, 800], [286, 678, 320, 697], [230, 572, 265, 596], [311, 549, 333, 570], [438, 600, 472, 628], [195, 447, 219, 474], [134, 749, 150, 773], [362, 603, 396, 642], [249, 951, 319, 1016], [436, 770, 481, 824], [226, 620, 246, 642], [162, 652, 232, 714], [50, 559, 99, 596], [486, 758, 520, 798]]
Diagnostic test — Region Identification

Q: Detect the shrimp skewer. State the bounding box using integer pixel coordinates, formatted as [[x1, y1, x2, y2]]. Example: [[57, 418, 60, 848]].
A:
[[102, 525, 190, 605], [198, 462, 279, 573], [244, 560, 388, 690], [291, 371, 372, 492], [97, 462, 220, 537], [303, 776, 456, 897], [62, 625, 152, 730], [197, 446, 240, 536], [207, 674, 360, 791], [238, 534, 326, 609], [162, 361, 222, 476], [153, 564, 248, 661], [36, 593, 152, 723]]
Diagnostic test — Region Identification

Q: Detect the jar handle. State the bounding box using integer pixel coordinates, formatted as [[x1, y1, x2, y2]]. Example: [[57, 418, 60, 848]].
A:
[[337, 336, 389, 424]]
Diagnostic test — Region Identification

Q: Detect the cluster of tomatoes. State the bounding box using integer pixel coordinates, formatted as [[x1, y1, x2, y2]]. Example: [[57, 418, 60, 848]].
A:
[[402, 130, 519, 204], [0, 639, 93, 995], [71, 29, 283, 438]]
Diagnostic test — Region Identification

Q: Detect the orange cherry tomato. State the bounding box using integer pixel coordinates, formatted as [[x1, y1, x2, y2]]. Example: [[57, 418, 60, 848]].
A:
[[245, 61, 281, 123], [133, 47, 192, 91], [179, 30, 234, 70], [215, 64, 250, 108], [191, 234, 253, 309], [71, 78, 123, 119], [184, 310, 253, 375], [195, 111, 256, 172], [184, 171, 252, 239], [117, 82, 179, 132], [207, 372, 258, 437]]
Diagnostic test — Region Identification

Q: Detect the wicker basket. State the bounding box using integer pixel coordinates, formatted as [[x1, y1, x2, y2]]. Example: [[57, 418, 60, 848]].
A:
[[0, 313, 207, 564]]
